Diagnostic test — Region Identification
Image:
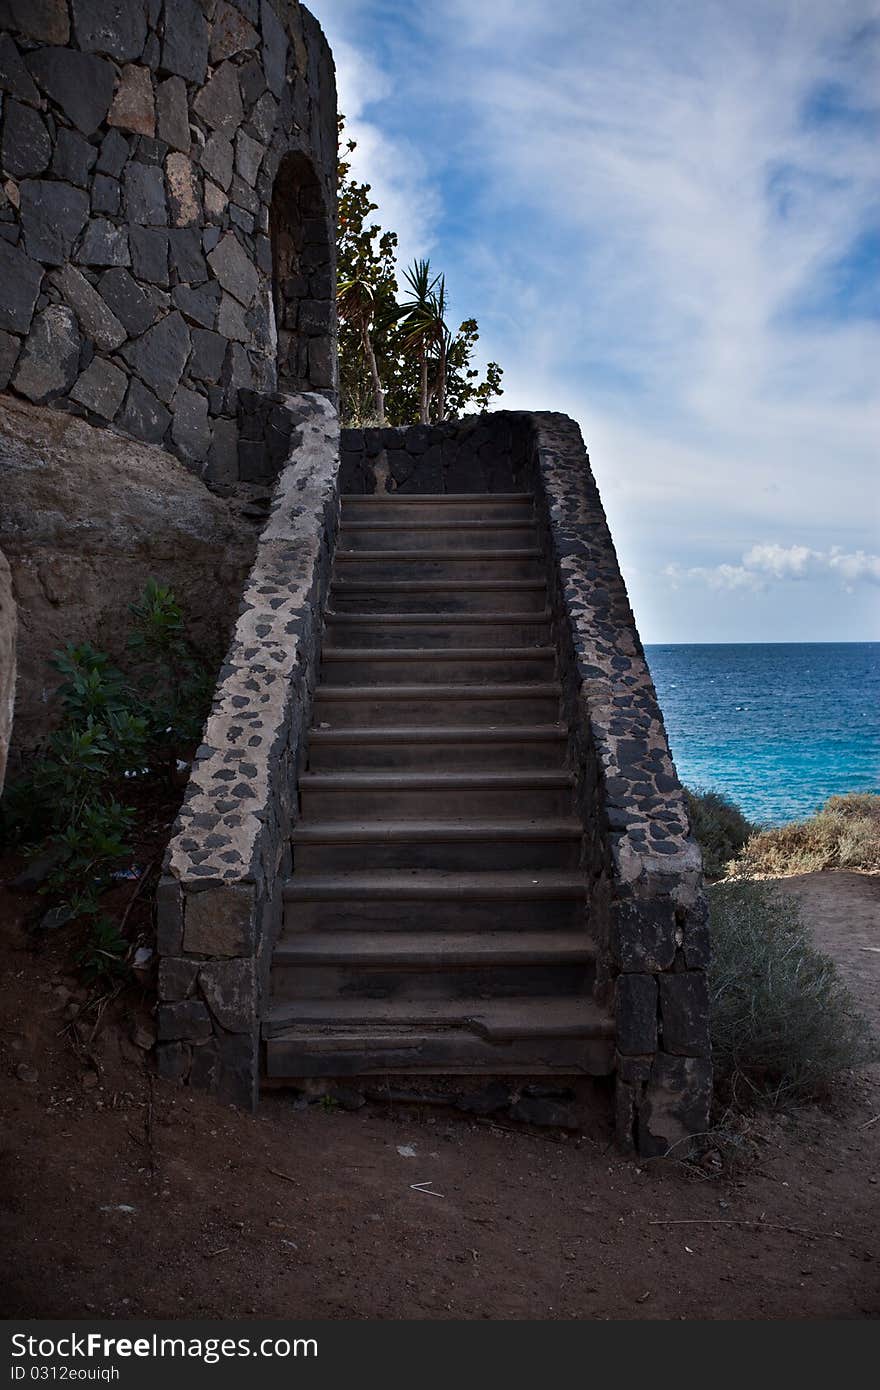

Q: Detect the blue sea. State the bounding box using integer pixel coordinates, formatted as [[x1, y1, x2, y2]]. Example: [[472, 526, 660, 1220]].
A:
[[644, 643, 880, 826]]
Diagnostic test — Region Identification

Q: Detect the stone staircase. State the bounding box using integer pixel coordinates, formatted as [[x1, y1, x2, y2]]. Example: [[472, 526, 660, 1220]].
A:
[[261, 491, 615, 1080]]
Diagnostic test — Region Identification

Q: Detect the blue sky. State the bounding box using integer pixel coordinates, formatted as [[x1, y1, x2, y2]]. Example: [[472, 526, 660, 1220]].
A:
[[311, 0, 880, 643]]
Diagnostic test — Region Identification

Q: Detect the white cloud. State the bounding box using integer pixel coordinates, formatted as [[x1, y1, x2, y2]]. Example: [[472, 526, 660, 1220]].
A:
[[666, 543, 880, 590]]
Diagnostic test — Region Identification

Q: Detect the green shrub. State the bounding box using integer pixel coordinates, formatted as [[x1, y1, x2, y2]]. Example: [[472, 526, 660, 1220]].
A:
[[685, 787, 757, 877], [741, 792, 880, 875], [709, 876, 875, 1106]]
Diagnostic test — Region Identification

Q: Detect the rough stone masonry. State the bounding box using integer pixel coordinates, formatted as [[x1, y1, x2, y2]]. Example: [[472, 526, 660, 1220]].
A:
[[0, 0, 338, 486]]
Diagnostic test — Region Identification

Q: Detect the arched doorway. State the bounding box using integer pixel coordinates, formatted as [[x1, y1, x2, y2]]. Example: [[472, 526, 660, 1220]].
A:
[[269, 152, 335, 398]]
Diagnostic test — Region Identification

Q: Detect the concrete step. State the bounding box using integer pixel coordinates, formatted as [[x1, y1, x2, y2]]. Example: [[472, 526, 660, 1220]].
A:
[[319, 646, 557, 685], [281, 869, 587, 931], [298, 770, 575, 820], [291, 819, 583, 871], [333, 549, 544, 582], [341, 493, 534, 524], [270, 930, 594, 1000], [313, 682, 562, 726], [330, 579, 548, 614], [324, 610, 553, 649], [338, 521, 538, 552], [262, 996, 615, 1077], [306, 724, 569, 771]]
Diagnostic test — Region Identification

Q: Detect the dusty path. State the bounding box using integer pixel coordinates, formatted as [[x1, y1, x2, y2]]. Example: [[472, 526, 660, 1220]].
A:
[[1, 872, 879, 1320], [775, 870, 880, 1037]]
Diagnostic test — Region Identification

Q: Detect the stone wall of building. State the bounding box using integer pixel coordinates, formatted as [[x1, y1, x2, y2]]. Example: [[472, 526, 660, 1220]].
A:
[[0, 0, 337, 484]]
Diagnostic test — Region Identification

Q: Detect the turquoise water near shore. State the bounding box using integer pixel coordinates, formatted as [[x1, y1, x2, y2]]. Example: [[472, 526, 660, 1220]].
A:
[[644, 643, 880, 826]]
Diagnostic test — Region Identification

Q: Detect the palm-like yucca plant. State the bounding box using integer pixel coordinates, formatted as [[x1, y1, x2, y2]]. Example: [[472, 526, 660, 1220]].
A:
[[337, 273, 389, 426], [398, 258, 442, 424]]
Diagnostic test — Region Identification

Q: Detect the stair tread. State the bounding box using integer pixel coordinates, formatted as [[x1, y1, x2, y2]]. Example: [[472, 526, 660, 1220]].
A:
[[308, 724, 566, 743], [335, 549, 542, 560], [340, 520, 535, 532], [342, 493, 533, 504], [316, 682, 560, 699], [263, 995, 612, 1040], [274, 930, 594, 965], [300, 769, 573, 788], [326, 610, 552, 624], [282, 869, 586, 899], [331, 579, 546, 590], [321, 646, 555, 659], [292, 818, 582, 842]]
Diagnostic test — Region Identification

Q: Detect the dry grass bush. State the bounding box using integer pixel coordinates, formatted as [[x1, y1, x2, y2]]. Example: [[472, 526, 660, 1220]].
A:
[[684, 787, 757, 877], [709, 876, 876, 1106], [740, 792, 880, 876]]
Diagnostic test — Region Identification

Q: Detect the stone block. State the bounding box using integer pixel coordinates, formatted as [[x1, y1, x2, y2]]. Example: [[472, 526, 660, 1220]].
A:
[[190, 327, 226, 382], [51, 128, 96, 187], [124, 161, 166, 226], [200, 133, 233, 191], [91, 174, 120, 216], [107, 63, 155, 137], [161, 0, 209, 85], [204, 179, 228, 220], [155, 873, 183, 954], [193, 61, 243, 135], [198, 958, 256, 1033], [615, 972, 658, 1055], [1, 100, 50, 179], [168, 226, 207, 284], [0, 330, 20, 388], [158, 956, 199, 1002], [659, 971, 710, 1057], [70, 356, 127, 419], [208, 231, 258, 306], [250, 90, 277, 143], [0, 237, 43, 333], [611, 896, 677, 972], [97, 267, 158, 337], [639, 1053, 712, 1157], [121, 309, 191, 404], [156, 1040, 191, 1080], [130, 226, 168, 284], [171, 384, 210, 461], [205, 416, 238, 485], [5, 1, 70, 45], [11, 304, 80, 402], [210, 1, 260, 63], [72, 0, 147, 62], [96, 127, 129, 177], [218, 292, 248, 342], [118, 373, 171, 444], [156, 75, 189, 154], [76, 218, 130, 267], [215, 1029, 257, 1107], [165, 153, 200, 228], [172, 279, 220, 329], [19, 178, 89, 264], [260, 0, 288, 98], [234, 129, 263, 187], [55, 258, 130, 352], [157, 1000, 212, 1042], [0, 34, 41, 105], [25, 47, 115, 135], [183, 884, 255, 958]]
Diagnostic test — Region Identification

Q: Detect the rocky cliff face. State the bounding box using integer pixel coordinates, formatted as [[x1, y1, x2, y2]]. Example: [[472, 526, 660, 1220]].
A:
[[0, 392, 257, 761]]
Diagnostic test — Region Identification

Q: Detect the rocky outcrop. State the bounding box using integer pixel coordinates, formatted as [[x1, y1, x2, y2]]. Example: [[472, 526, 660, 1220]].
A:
[[0, 545, 15, 789], [0, 393, 257, 761]]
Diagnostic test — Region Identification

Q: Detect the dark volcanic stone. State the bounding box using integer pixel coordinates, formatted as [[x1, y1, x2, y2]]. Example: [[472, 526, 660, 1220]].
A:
[[97, 267, 158, 336], [25, 47, 115, 134], [0, 34, 41, 105], [171, 384, 209, 461], [168, 228, 207, 284], [76, 218, 130, 267], [207, 231, 258, 306], [121, 308, 191, 403], [3, 0, 70, 44], [1, 100, 51, 178], [160, 0, 209, 84], [616, 972, 659, 1055], [508, 1096, 579, 1130], [124, 161, 167, 225], [71, 0, 148, 62], [11, 304, 80, 401], [210, 1, 259, 63], [156, 75, 189, 153], [172, 279, 220, 329], [189, 326, 226, 381], [91, 174, 120, 216], [260, 0, 288, 98], [96, 127, 129, 177], [193, 61, 243, 135], [456, 1082, 511, 1116], [118, 373, 171, 443], [0, 330, 21, 389], [70, 354, 128, 419], [200, 132, 234, 190], [659, 972, 710, 1057], [0, 238, 43, 332], [51, 128, 97, 187], [130, 226, 168, 285], [19, 179, 89, 264]]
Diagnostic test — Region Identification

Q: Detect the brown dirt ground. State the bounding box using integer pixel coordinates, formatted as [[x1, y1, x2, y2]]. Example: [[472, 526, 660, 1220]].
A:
[[1, 869, 878, 1321]]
